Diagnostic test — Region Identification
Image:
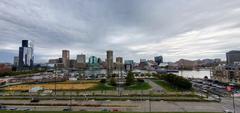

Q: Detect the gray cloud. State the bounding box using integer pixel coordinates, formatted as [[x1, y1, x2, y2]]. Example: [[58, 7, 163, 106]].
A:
[[0, 0, 240, 63]]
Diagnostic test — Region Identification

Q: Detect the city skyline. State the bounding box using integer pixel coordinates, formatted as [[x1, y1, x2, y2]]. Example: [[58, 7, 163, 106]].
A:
[[1, 0, 240, 63]]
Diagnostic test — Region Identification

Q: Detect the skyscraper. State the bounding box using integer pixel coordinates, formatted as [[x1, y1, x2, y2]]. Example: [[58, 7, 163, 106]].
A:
[[62, 50, 70, 68], [13, 56, 19, 66], [106, 50, 113, 76], [18, 40, 34, 69], [89, 56, 98, 64], [154, 56, 163, 65], [226, 50, 240, 65], [76, 54, 86, 63], [116, 57, 123, 64], [106, 50, 113, 70], [116, 57, 123, 71]]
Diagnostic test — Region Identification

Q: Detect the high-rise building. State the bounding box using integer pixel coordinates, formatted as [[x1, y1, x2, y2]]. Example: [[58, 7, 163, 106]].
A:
[[97, 58, 102, 64], [69, 59, 76, 68], [76, 54, 86, 63], [140, 59, 147, 63], [89, 56, 98, 64], [116, 57, 123, 64], [106, 50, 113, 70], [154, 56, 163, 65], [18, 40, 34, 68], [13, 56, 19, 66], [88, 56, 100, 69], [226, 50, 240, 65], [124, 60, 134, 71], [116, 57, 123, 70], [62, 50, 70, 68]]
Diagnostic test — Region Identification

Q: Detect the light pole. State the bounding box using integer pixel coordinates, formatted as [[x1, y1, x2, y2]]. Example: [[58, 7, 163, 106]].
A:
[[54, 66, 57, 99], [70, 81, 73, 111], [149, 90, 152, 112], [229, 82, 236, 113]]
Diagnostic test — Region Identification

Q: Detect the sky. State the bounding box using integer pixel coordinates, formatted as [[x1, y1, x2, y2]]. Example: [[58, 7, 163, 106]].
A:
[[1, 0, 240, 63]]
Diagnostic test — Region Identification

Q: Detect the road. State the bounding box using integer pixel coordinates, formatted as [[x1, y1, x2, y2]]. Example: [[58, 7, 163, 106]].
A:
[[144, 79, 165, 93], [0, 95, 201, 101], [221, 97, 240, 113], [1, 99, 223, 112]]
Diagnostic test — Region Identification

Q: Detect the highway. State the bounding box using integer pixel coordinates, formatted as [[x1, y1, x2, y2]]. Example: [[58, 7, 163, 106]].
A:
[[0, 99, 224, 112]]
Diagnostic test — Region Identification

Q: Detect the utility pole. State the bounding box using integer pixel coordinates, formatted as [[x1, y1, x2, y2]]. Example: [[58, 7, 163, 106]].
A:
[[230, 82, 236, 113], [149, 90, 152, 112], [54, 66, 57, 99], [70, 81, 73, 111], [232, 89, 235, 113]]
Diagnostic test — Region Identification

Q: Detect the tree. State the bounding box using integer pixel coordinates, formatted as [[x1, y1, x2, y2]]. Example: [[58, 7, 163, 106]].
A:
[[160, 74, 192, 90], [100, 79, 106, 83], [110, 77, 116, 86], [126, 71, 135, 86]]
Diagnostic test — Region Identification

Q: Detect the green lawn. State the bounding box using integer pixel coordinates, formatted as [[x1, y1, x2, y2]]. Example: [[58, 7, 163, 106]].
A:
[[0, 111, 222, 113], [125, 82, 151, 90], [90, 83, 115, 90], [91, 81, 151, 91], [154, 80, 179, 92]]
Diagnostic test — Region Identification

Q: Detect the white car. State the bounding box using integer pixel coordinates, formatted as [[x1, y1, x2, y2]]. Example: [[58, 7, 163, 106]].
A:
[[224, 109, 233, 113]]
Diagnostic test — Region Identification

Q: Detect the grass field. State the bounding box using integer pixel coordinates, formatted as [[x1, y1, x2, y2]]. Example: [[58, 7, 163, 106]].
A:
[[154, 80, 179, 92], [90, 83, 115, 90], [3, 82, 98, 91], [125, 82, 151, 90]]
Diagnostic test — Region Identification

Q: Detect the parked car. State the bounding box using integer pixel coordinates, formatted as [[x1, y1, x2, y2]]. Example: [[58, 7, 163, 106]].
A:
[[63, 108, 72, 112], [112, 109, 120, 112], [224, 109, 233, 113], [101, 108, 110, 112], [7, 107, 17, 111], [30, 98, 40, 103], [0, 105, 6, 110]]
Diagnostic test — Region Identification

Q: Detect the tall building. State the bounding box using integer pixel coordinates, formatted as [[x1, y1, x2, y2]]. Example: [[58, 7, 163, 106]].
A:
[[76, 54, 86, 63], [62, 50, 70, 68], [116, 57, 123, 70], [13, 56, 19, 66], [88, 56, 100, 69], [18, 40, 34, 69], [226, 50, 240, 65], [89, 56, 98, 64], [69, 59, 76, 68], [140, 59, 147, 63], [124, 60, 134, 71], [116, 57, 123, 64], [154, 56, 163, 65], [106, 50, 113, 70], [97, 58, 102, 64]]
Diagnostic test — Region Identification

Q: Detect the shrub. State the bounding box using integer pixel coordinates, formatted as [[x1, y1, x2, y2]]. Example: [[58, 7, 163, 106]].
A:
[[110, 77, 117, 86], [126, 71, 135, 86], [100, 79, 106, 83], [160, 74, 192, 90], [137, 79, 144, 83]]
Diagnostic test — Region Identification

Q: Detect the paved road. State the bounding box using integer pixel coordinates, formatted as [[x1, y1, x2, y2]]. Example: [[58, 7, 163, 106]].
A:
[[0, 95, 200, 101], [144, 79, 165, 93], [220, 97, 240, 113], [1, 100, 223, 112]]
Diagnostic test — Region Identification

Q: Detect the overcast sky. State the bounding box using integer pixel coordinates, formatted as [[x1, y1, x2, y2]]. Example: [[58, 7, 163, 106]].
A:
[[1, 0, 240, 63]]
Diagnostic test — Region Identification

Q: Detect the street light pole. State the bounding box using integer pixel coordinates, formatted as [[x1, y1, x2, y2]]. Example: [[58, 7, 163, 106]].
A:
[[230, 82, 236, 113], [54, 67, 57, 99], [149, 90, 152, 112], [232, 89, 235, 113]]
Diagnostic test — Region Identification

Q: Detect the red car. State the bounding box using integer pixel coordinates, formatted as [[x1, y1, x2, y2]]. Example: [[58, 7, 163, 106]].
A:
[[112, 109, 120, 112]]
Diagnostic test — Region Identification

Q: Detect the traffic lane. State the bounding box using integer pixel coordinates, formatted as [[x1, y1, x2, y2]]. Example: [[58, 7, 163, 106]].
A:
[[221, 97, 240, 113], [144, 79, 165, 92], [2, 100, 224, 112]]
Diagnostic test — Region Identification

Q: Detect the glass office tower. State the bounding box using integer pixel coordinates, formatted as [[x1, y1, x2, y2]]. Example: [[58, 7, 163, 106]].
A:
[[18, 40, 34, 69]]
